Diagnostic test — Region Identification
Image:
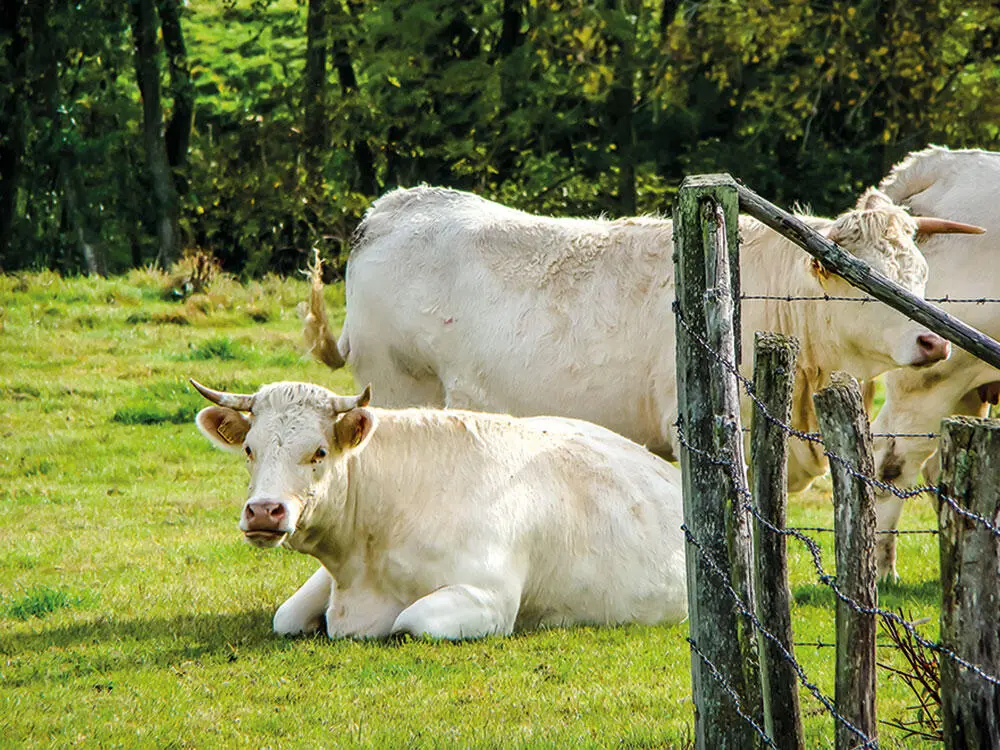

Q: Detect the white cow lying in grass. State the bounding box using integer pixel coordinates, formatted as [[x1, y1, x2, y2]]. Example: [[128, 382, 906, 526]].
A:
[[870, 145, 1000, 578], [304, 186, 980, 491], [192, 379, 688, 640]]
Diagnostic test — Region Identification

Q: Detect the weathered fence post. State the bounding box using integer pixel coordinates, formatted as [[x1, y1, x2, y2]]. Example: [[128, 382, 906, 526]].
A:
[[751, 332, 805, 750], [674, 173, 763, 749], [938, 417, 1000, 750], [813, 372, 878, 750]]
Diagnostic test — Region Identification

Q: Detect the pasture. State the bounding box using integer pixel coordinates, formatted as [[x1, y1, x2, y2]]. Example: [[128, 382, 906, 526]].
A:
[[1, 270, 942, 747]]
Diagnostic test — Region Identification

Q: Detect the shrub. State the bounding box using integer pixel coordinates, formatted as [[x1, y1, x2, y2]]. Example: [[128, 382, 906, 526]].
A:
[[164, 249, 223, 300]]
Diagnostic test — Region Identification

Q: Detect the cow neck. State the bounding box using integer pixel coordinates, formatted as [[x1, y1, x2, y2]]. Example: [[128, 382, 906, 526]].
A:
[[291, 455, 363, 576], [297, 416, 399, 578], [739, 216, 837, 483]]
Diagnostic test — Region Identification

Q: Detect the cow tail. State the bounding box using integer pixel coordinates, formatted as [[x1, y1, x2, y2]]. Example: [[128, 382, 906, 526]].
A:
[[301, 251, 346, 370]]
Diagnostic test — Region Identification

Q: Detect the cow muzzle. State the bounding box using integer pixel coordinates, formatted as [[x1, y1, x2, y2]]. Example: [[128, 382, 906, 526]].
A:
[[912, 332, 951, 367], [241, 498, 291, 547]]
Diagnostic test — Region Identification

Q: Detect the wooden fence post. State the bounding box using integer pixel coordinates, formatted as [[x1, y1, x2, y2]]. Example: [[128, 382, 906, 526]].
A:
[[751, 332, 805, 750], [813, 372, 878, 750], [674, 173, 763, 749], [938, 417, 1000, 750]]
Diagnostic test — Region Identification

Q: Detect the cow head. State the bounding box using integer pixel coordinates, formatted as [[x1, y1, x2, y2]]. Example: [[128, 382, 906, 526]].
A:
[[812, 188, 982, 373], [192, 380, 375, 549]]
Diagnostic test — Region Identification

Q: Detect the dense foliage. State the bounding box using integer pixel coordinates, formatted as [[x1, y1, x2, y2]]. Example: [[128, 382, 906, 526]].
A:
[[2, 0, 998, 275]]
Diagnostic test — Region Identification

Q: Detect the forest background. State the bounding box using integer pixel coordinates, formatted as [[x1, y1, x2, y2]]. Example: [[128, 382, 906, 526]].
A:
[[1, 0, 998, 277]]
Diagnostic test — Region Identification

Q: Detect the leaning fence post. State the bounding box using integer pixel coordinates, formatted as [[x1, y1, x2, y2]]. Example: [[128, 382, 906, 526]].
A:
[[938, 417, 1000, 750], [751, 332, 805, 750], [813, 372, 878, 750], [674, 173, 763, 749]]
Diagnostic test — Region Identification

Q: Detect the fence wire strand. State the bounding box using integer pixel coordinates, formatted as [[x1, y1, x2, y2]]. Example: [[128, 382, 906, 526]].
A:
[[682, 522, 880, 748], [686, 636, 778, 749], [742, 294, 1000, 305], [672, 299, 1000, 745]]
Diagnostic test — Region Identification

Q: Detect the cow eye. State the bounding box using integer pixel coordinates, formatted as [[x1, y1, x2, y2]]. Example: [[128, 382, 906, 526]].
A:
[[244, 445, 253, 460], [311, 447, 327, 463]]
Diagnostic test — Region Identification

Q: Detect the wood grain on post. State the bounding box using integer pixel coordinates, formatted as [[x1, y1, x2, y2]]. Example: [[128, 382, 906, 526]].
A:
[[938, 417, 1000, 750], [737, 183, 1000, 371], [813, 372, 878, 750], [674, 174, 763, 749], [751, 332, 805, 750]]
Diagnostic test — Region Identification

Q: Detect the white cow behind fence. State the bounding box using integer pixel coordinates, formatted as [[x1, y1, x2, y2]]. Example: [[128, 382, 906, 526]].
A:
[[306, 185, 980, 491], [871, 145, 1000, 578], [192, 380, 688, 640]]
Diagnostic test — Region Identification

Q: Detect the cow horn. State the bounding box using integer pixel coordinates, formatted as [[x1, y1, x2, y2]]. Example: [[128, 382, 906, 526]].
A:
[[915, 217, 986, 235], [189, 379, 255, 411], [331, 384, 372, 413]]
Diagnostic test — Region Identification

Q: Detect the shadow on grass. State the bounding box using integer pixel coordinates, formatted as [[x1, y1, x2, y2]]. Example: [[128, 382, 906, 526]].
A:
[[793, 578, 941, 609], [0, 608, 315, 686], [0, 606, 516, 689]]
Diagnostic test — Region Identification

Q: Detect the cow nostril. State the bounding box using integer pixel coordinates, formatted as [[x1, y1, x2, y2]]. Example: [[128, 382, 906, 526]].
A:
[[269, 505, 285, 520], [916, 333, 950, 361]]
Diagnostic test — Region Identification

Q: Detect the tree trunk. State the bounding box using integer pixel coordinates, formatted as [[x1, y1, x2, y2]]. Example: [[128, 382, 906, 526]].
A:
[[606, 0, 637, 215], [0, 0, 28, 268], [303, 0, 329, 180], [156, 0, 193, 193], [62, 162, 106, 276], [130, 0, 180, 269], [497, 0, 522, 56], [332, 2, 377, 195]]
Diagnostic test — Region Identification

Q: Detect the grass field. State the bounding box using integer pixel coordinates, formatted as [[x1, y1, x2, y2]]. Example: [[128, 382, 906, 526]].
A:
[[0, 269, 942, 747]]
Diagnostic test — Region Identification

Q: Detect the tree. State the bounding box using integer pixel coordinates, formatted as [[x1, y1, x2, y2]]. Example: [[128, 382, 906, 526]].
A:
[[130, 0, 180, 268], [156, 0, 194, 193], [0, 0, 28, 268], [303, 0, 329, 182]]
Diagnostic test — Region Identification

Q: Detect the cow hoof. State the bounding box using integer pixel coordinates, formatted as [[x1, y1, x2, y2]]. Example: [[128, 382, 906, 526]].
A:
[[273, 609, 323, 636]]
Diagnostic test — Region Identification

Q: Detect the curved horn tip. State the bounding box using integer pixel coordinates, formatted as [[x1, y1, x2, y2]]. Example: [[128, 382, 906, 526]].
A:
[[189, 378, 254, 411], [916, 217, 987, 235], [359, 384, 373, 407], [189, 378, 211, 397]]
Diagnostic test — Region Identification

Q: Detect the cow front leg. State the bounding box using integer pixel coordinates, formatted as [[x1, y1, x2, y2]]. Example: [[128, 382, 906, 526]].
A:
[[390, 584, 519, 641], [325, 587, 405, 640], [273, 565, 334, 636]]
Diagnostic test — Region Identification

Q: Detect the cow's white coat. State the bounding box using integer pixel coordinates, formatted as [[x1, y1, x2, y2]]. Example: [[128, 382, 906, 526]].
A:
[[196, 382, 688, 640], [872, 145, 1000, 577], [336, 186, 944, 490]]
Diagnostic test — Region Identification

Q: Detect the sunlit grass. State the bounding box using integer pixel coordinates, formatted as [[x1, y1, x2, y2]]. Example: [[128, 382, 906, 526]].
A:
[[0, 271, 941, 747]]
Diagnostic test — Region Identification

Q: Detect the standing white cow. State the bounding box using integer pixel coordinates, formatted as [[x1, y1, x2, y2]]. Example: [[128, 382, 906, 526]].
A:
[[306, 186, 978, 490], [192, 379, 688, 640], [869, 146, 1000, 578]]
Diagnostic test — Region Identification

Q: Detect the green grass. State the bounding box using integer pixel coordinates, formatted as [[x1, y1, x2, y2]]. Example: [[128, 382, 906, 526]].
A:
[[0, 270, 942, 747]]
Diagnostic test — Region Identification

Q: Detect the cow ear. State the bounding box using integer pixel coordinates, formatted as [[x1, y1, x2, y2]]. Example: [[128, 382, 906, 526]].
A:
[[196, 406, 251, 453], [334, 407, 378, 454]]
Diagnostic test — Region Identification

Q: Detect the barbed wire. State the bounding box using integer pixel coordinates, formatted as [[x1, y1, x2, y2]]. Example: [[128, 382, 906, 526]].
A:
[[673, 305, 951, 503], [674, 306, 1000, 541], [741, 294, 1000, 305], [682, 523, 880, 748], [676, 213, 1000, 745], [789, 527, 938, 536], [936, 491, 1000, 540], [796, 641, 903, 650], [675, 402, 1000, 695], [740, 426, 941, 439], [686, 636, 778, 749]]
